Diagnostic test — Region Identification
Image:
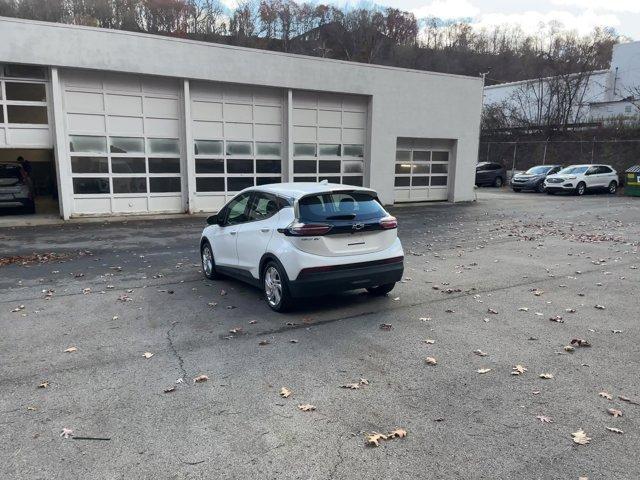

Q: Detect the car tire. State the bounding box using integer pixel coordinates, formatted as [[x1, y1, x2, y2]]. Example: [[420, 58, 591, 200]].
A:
[[366, 283, 396, 296], [200, 241, 220, 280], [493, 177, 504, 188], [512, 188, 521, 193], [608, 181, 617, 194], [263, 261, 293, 312], [575, 182, 586, 196], [536, 183, 546, 193]]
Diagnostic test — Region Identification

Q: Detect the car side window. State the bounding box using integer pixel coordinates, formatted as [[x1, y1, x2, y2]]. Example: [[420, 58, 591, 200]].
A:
[[224, 193, 252, 226], [598, 166, 612, 174], [248, 192, 280, 221], [490, 164, 501, 171], [586, 167, 597, 175]]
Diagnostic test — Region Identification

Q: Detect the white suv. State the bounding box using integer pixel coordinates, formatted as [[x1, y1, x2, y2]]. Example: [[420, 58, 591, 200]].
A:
[[544, 164, 618, 196], [200, 183, 404, 311]]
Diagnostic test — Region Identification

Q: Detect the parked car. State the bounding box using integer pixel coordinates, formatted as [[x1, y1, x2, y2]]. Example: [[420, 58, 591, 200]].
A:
[[0, 163, 35, 213], [475, 162, 506, 188], [511, 165, 563, 193], [200, 182, 404, 312], [544, 164, 618, 196]]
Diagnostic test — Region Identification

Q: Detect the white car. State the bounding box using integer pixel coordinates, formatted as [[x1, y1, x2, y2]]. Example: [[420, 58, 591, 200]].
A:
[[544, 164, 619, 196], [200, 182, 404, 312]]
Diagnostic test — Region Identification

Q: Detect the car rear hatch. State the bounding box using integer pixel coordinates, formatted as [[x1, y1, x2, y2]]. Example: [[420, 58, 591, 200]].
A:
[[0, 166, 26, 199], [283, 190, 397, 257]]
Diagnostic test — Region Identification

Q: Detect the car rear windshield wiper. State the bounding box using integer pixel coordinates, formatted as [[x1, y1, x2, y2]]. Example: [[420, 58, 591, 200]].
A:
[[325, 214, 357, 220]]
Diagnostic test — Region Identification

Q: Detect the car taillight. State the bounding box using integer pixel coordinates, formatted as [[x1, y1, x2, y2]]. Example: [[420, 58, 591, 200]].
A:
[[285, 222, 332, 236], [379, 215, 397, 229]]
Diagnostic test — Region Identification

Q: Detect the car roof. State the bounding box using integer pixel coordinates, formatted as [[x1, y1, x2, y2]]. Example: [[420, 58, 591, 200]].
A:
[[241, 182, 376, 200]]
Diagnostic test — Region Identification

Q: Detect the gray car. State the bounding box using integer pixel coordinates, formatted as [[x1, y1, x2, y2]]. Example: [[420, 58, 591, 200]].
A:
[[0, 163, 35, 213], [512, 165, 562, 193], [475, 162, 507, 188]]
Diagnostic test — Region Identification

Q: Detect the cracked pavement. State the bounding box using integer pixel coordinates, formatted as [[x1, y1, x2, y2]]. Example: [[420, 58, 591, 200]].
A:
[[1, 189, 639, 479]]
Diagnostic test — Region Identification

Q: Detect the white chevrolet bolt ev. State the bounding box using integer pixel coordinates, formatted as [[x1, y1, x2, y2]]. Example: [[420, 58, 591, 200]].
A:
[[200, 182, 404, 312], [544, 164, 619, 196]]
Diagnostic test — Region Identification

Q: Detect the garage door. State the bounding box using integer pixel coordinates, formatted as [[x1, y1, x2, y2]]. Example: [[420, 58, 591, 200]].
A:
[[62, 70, 184, 215], [394, 138, 451, 202], [190, 81, 284, 212], [291, 91, 367, 187]]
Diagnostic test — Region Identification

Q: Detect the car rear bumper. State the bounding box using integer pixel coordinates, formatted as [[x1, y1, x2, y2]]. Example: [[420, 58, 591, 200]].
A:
[[287, 257, 404, 297]]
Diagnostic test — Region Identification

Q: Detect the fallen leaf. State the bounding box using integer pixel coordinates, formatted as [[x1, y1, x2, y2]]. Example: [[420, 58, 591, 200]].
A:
[[619, 395, 640, 406], [487, 308, 498, 314], [425, 357, 437, 365], [607, 408, 623, 418], [38, 381, 49, 389], [539, 373, 554, 379], [64, 346, 77, 353], [565, 308, 576, 313], [193, 375, 209, 383], [476, 368, 492, 374], [279, 387, 292, 398], [549, 316, 564, 323], [518, 307, 529, 311], [564, 345, 575, 352], [365, 432, 387, 447], [298, 404, 316, 412], [229, 327, 243, 334], [611, 329, 622, 334], [536, 415, 553, 423], [60, 428, 74, 439], [424, 339, 435, 344], [571, 338, 591, 347], [341, 383, 361, 390], [163, 386, 176, 393], [571, 429, 591, 445], [473, 349, 488, 357], [599, 391, 613, 400], [359, 378, 369, 385], [258, 340, 270, 346], [388, 428, 407, 438], [511, 365, 527, 376], [594, 304, 606, 310], [142, 352, 154, 359], [606, 427, 624, 434], [379, 323, 393, 331]]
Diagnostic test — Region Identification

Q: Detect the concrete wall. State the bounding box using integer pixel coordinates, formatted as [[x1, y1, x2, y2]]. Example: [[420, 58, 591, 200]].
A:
[[611, 41, 640, 100], [0, 16, 482, 212]]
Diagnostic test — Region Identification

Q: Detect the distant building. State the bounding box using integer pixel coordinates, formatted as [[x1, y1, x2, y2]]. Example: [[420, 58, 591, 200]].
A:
[[484, 41, 640, 125]]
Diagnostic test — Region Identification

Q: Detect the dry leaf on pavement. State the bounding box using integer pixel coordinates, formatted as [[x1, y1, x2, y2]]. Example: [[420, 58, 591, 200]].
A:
[[388, 428, 407, 439], [193, 375, 209, 383], [487, 308, 498, 314], [163, 386, 176, 393], [424, 339, 435, 344], [539, 373, 554, 379], [60, 428, 74, 439], [594, 304, 606, 310], [564, 345, 575, 352], [379, 323, 393, 331], [599, 391, 613, 400], [142, 352, 154, 359], [607, 408, 623, 418], [473, 349, 488, 357], [619, 395, 640, 406], [536, 415, 553, 423], [365, 433, 387, 447], [571, 429, 591, 445], [280, 387, 292, 398], [258, 340, 270, 346], [511, 365, 527, 375], [38, 381, 49, 389], [425, 357, 437, 365], [298, 404, 316, 412], [341, 383, 361, 390], [64, 346, 77, 353], [571, 338, 591, 347], [549, 316, 564, 323], [476, 368, 492, 374], [359, 378, 369, 385], [606, 427, 624, 434]]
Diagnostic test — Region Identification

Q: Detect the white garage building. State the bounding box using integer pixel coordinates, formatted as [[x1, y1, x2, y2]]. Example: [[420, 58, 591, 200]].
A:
[[0, 17, 481, 219]]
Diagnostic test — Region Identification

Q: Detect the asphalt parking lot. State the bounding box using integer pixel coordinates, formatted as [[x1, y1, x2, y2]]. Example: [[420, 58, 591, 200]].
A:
[[1, 189, 639, 480]]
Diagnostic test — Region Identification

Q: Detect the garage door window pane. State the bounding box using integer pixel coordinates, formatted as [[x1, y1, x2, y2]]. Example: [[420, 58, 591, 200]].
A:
[[73, 177, 110, 194], [343, 145, 364, 157], [396, 150, 410, 162], [343, 161, 363, 173], [432, 151, 449, 162], [149, 138, 179, 155], [110, 137, 144, 154], [294, 160, 316, 174], [227, 159, 253, 174], [149, 157, 180, 173], [0, 109, 3, 122], [196, 158, 224, 174], [413, 150, 430, 161], [319, 176, 340, 183], [150, 177, 181, 193], [412, 176, 428, 186], [71, 157, 108, 174], [70, 136, 107, 154], [256, 142, 281, 156], [196, 177, 225, 192], [7, 105, 48, 124], [113, 177, 147, 193], [194, 140, 222, 155], [431, 176, 448, 186], [414, 164, 430, 174], [112, 157, 146, 173], [319, 144, 340, 156], [4, 64, 46, 79], [342, 176, 363, 186], [294, 176, 316, 182], [256, 160, 281, 173], [5, 82, 47, 102], [226, 142, 252, 155], [394, 177, 410, 187], [256, 176, 281, 186], [294, 143, 316, 157], [395, 163, 412, 174], [319, 161, 340, 173], [228, 177, 254, 191], [431, 163, 448, 174]]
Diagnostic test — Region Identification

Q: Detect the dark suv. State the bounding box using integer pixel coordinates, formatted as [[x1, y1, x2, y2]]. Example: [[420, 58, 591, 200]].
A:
[[512, 165, 562, 193], [475, 162, 506, 188]]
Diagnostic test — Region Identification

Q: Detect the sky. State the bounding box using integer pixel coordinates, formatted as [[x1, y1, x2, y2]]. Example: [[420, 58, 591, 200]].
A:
[[377, 0, 640, 39]]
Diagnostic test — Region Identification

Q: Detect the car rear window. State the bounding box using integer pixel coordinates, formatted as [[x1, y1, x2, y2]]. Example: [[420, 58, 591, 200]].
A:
[[298, 191, 386, 222], [0, 166, 23, 186]]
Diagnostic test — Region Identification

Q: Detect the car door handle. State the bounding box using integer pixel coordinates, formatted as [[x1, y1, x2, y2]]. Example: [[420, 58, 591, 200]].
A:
[[229, 231, 237, 235], [260, 228, 270, 233]]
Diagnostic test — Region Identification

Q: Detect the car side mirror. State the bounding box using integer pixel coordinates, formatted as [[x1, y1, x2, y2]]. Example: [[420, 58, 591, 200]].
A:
[[206, 214, 220, 225]]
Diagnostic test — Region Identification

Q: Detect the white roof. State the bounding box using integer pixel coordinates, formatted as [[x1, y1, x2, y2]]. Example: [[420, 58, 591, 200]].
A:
[[244, 182, 375, 200]]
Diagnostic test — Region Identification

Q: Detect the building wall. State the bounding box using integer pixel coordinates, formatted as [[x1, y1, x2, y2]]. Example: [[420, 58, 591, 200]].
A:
[[0, 16, 483, 218], [611, 41, 640, 100]]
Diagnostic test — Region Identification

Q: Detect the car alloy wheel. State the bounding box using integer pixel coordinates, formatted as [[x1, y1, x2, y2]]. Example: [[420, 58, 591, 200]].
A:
[[201, 243, 214, 278], [537, 182, 545, 193], [576, 182, 586, 196], [494, 177, 503, 188], [264, 265, 283, 308], [608, 181, 617, 194]]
